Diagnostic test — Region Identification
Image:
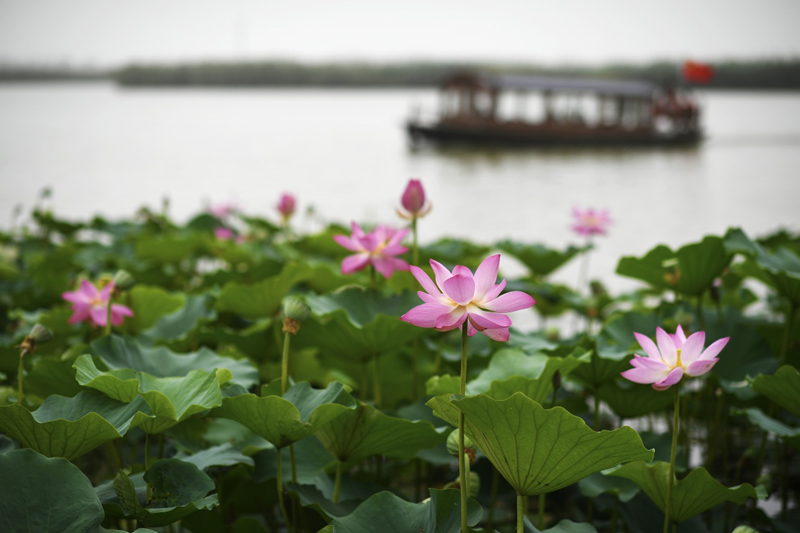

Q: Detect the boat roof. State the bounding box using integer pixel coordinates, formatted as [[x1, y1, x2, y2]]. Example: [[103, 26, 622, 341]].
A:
[[443, 72, 657, 97]]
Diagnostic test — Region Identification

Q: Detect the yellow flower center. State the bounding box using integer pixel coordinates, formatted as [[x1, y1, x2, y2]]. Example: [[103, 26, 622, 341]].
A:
[[675, 348, 683, 369]]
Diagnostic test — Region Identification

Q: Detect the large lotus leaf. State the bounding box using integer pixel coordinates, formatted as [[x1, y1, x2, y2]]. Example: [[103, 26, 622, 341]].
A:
[[0, 391, 153, 461], [606, 461, 766, 523], [91, 335, 257, 389], [617, 237, 732, 297], [135, 233, 207, 263], [725, 228, 800, 305], [420, 237, 493, 271], [315, 402, 445, 464], [140, 294, 216, 343], [525, 518, 598, 533], [596, 381, 674, 419], [320, 489, 482, 533], [750, 365, 800, 417], [0, 448, 105, 532], [111, 459, 218, 527], [24, 356, 85, 398], [215, 263, 313, 319], [124, 285, 185, 333], [496, 240, 584, 277], [578, 471, 639, 503], [74, 354, 223, 434], [735, 407, 800, 450], [211, 381, 356, 449], [174, 442, 256, 470], [428, 393, 653, 496]]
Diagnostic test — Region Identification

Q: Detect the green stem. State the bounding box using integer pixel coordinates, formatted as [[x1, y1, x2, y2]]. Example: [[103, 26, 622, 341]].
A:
[[105, 296, 113, 336], [411, 338, 419, 400], [780, 302, 796, 364], [17, 351, 24, 405], [281, 331, 291, 395], [665, 385, 680, 533], [593, 393, 600, 430], [157, 434, 165, 460], [333, 461, 343, 504], [372, 352, 382, 409], [289, 444, 297, 484], [276, 448, 291, 530], [487, 466, 499, 532], [517, 492, 525, 533], [611, 497, 619, 533], [411, 217, 419, 266], [370, 264, 377, 289], [459, 323, 469, 533], [145, 433, 152, 502], [538, 493, 545, 529]]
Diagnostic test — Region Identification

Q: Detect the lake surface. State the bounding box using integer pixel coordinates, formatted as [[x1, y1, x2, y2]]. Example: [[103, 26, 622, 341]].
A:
[[1, 82, 799, 291]]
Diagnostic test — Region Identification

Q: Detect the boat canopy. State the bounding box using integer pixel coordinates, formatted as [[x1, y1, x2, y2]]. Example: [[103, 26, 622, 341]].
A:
[[442, 72, 657, 98]]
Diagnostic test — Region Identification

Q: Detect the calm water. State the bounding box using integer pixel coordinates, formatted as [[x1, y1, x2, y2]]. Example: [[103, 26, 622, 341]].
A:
[[1, 82, 799, 291]]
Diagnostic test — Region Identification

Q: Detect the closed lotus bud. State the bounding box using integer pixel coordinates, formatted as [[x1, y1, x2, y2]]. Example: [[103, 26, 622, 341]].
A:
[[112, 269, 135, 291], [282, 296, 310, 322], [446, 429, 473, 456], [276, 193, 296, 221], [401, 179, 426, 214], [467, 471, 480, 498], [29, 324, 52, 345]]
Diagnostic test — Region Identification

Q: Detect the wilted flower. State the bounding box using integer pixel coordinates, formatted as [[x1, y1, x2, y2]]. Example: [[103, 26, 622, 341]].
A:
[[572, 207, 611, 237], [276, 193, 296, 221], [401, 254, 535, 342], [333, 222, 410, 279], [621, 326, 729, 390], [62, 280, 134, 328], [397, 179, 431, 220]]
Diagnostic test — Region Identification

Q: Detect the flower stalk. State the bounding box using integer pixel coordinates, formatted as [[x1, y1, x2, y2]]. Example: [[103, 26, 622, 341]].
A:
[[517, 492, 525, 533], [333, 461, 344, 504], [459, 323, 468, 533], [665, 384, 680, 533]]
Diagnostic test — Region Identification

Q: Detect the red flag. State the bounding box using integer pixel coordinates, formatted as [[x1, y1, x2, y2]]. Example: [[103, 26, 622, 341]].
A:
[[682, 61, 714, 83]]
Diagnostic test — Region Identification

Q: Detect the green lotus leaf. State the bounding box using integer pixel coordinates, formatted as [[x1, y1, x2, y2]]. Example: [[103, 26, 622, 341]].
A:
[[578, 471, 639, 503], [750, 365, 800, 417], [734, 407, 800, 450], [135, 233, 207, 264], [526, 518, 598, 533], [124, 285, 185, 333], [91, 335, 257, 389], [24, 356, 85, 398], [428, 393, 653, 496], [298, 287, 427, 361], [174, 442, 256, 470], [0, 448, 105, 532], [321, 489, 482, 533], [726, 228, 800, 305], [211, 381, 356, 449], [606, 461, 766, 523], [0, 391, 153, 460], [617, 236, 732, 296], [315, 402, 445, 465], [595, 381, 674, 419], [496, 240, 584, 277], [74, 354, 223, 434], [215, 263, 313, 319], [111, 459, 218, 527], [425, 349, 588, 403], [420, 237, 493, 271], [140, 294, 217, 343]]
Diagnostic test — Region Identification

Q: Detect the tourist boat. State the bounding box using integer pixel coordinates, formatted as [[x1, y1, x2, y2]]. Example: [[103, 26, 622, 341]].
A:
[[406, 71, 702, 147]]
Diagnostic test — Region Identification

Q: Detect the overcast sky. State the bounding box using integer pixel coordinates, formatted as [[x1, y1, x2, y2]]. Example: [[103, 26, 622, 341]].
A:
[[2, 0, 800, 66]]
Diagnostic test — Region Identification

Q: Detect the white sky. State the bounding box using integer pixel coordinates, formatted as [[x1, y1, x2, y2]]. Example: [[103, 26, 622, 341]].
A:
[[1, 0, 800, 66]]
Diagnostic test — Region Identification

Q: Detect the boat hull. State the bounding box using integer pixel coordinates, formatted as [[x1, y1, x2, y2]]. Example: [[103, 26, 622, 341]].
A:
[[407, 122, 701, 148]]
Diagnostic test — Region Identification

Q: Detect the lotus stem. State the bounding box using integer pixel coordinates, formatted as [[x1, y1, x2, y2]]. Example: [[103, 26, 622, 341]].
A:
[[289, 444, 297, 484], [372, 352, 382, 408], [665, 384, 680, 533], [370, 264, 377, 289], [105, 297, 112, 337], [333, 460, 344, 504], [611, 497, 619, 533], [780, 302, 796, 364], [158, 434, 165, 460], [276, 448, 291, 531], [411, 217, 419, 267], [593, 393, 600, 430], [487, 466, 499, 531], [459, 323, 469, 533], [145, 433, 152, 502], [281, 331, 291, 395], [538, 493, 545, 529], [517, 492, 524, 533], [411, 338, 419, 400], [17, 350, 24, 405]]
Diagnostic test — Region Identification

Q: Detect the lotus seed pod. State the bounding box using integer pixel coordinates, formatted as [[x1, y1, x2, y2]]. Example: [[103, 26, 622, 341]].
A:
[[112, 269, 135, 291], [29, 324, 52, 344], [446, 429, 474, 456], [282, 296, 310, 322]]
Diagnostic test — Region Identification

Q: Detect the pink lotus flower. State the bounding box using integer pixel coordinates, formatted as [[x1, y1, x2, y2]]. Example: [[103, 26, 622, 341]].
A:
[[333, 222, 410, 279], [214, 227, 245, 243], [62, 280, 134, 328], [398, 179, 431, 220], [400, 254, 535, 342], [210, 202, 238, 220], [621, 326, 729, 390], [572, 207, 611, 237], [276, 193, 296, 221]]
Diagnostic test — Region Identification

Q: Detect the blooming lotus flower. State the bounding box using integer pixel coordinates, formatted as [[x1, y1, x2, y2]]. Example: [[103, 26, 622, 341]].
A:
[[276, 193, 296, 221], [62, 280, 134, 328], [333, 222, 410, 278], [572, 207, 611, 236], [214, 227, 245, 243], [398, 179, 431, 220], [621, 326, 729, 390], [210, 202, 238, 220], [400, 254, 535, 341]]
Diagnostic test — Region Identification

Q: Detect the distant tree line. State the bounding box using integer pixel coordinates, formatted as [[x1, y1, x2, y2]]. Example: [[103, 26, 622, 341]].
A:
[[2, 59, 800, 90]]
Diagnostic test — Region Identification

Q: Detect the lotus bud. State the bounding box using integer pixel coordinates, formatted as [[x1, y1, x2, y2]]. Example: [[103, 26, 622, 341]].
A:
[[545, 327, 560, 342], [398, 179, 431, 220], [467, 471, 480, 498], [276, 193, 296, 221], [112, 269, 135, 291], [446, 429, 474, 456], [282, 296, 310, 335]]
